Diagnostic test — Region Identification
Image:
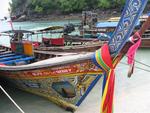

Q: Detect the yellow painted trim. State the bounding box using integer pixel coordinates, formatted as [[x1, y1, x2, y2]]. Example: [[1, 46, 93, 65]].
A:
[[7, 71, 103, 80]]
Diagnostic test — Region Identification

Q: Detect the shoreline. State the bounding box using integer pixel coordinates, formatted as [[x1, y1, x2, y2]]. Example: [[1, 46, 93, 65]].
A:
[[13, 10, 122, 22], [12, 4, 150, 22]]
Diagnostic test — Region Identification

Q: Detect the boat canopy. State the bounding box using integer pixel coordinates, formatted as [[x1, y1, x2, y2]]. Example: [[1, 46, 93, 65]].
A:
[[2, 30, 34, 34], [37, 26, 64, 32]]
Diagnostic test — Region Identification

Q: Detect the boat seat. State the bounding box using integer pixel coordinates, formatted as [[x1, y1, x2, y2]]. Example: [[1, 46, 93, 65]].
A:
[[0, 49, 6, 53], [0, 51, 12, 55], [1, 56, 35, 65], [0, 55, 25, 62], [0, 53, 16, 58]]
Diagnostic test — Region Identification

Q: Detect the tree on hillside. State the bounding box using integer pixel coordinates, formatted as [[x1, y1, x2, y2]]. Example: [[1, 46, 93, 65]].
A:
[[10, 0, 150, 16], [85, 0, 98, 9], [58, 0, 87, 13], [97, 0, 125, 9], [28, 0, 59, 14]]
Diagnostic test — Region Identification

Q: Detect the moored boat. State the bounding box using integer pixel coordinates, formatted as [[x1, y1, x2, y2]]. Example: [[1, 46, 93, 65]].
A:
[[0, 42, 103, 111], [80, 11, 150, 48], [0, 0, 148, 112]]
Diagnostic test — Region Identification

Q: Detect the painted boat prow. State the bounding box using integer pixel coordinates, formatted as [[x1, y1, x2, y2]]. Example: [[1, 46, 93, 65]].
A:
[[0, 51, 102, 112], [0, 0, 148, 112]]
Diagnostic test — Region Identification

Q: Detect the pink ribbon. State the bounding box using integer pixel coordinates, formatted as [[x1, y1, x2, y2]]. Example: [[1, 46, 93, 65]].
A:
[[127, 32, 141, 64]]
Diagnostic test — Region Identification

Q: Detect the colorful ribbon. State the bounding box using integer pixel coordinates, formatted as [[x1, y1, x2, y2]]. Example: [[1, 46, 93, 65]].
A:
[[92, 44, 118, 113], [127, 32, 141, 64], [92, 31, 142, 113], [127, 32, 141, 77]]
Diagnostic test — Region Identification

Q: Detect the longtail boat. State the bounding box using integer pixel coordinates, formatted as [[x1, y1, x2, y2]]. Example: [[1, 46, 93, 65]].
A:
[[81, 11, 150, 48], [32, 25, 107, 51], [0, 0, 148, 112], [95, 20, 150, 48], [34, 25, 103, 47], [1, 28, 105, 49]]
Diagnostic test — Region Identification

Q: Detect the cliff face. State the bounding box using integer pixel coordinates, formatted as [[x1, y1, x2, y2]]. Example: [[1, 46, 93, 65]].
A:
[[10, 0, 124, 21], [10, 0, 150, 22], [10, 0, 61, 21], [10, 0, 28, 21]]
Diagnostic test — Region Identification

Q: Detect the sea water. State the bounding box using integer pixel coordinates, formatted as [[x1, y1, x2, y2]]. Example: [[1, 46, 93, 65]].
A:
[[0, 20, 80, 47], [0, 21, 150, 113]]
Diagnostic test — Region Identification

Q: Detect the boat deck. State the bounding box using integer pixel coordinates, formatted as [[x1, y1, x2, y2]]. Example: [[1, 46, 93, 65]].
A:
[[34, 50, 79, 56], [0, 50, 35, 66], [0, 46, 85, 66]]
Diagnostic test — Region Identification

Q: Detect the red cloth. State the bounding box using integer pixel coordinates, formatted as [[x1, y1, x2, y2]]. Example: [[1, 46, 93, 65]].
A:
[[10, 42, 16, 52], [42, 37, 64, 46], [32, 42, 39, 48], [50, 38, 64, 46], [96, 44, 115, 113]]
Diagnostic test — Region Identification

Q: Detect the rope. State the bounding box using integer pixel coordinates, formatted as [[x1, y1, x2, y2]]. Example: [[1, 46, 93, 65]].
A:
[[120, 62, 150, 73], [126, 55, 150, 68], [0, 85, 25, 113]]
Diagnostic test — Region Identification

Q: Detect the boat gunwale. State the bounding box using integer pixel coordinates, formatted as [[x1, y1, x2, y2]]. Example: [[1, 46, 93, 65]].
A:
[[0, 52, 93, 71]]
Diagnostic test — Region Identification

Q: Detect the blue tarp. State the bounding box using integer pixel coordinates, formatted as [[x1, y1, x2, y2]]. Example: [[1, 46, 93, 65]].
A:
[[1, 56, 35, 65], [96, 22, 118, 28], [0, 55, 25, 62], [96, 21, 140, 28]]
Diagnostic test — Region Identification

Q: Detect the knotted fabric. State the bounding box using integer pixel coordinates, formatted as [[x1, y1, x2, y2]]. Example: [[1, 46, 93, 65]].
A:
[[127, 32, 141, 64], [127, 32, 141, 77], [92, 44, 118, 113]]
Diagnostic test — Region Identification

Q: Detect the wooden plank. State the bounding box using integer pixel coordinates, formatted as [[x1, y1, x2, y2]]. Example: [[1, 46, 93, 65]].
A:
[[36, 42, 104, 52], [0, 49, 6, 53], [0, 51, 12, 55], [34, 50, 79, 56]]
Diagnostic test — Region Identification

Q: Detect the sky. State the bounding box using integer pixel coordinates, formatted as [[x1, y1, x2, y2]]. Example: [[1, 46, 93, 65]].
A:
[[0, 0, 10, 18]]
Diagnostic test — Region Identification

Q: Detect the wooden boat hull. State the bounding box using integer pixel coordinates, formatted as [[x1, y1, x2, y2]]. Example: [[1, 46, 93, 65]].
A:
[[0, 1, 148, 111], [0, 51, 102, 111], [82, 28, 150, 48], [35, 42, 104, 53]]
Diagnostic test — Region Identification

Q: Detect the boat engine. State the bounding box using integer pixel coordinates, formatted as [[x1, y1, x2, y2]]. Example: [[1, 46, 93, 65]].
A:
[[63, 23, 75, 34]]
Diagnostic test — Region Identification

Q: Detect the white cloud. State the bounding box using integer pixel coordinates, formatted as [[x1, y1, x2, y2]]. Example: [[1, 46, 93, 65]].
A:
[[0, 0, 10, 18]]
